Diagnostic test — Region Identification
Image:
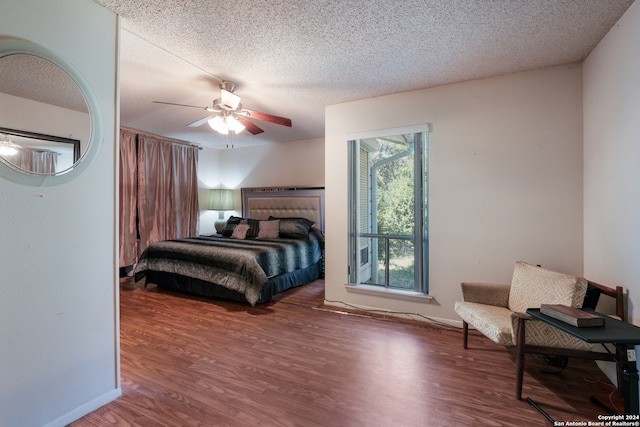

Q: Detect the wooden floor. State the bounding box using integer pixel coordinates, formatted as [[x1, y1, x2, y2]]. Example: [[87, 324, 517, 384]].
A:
[[71, 278, 624, 426]]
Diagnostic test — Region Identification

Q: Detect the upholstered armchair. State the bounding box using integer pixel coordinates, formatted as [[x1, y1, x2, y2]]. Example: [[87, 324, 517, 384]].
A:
[[454, 261, 624, 399]]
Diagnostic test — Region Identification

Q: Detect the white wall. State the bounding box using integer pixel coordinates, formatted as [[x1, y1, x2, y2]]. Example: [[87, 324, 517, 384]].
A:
[[0, 92, 91, 171], [584, 2, 640, 323], [325, 65, 584, 324], [197, 138, 324, 235], [0, 1, 119, 426]]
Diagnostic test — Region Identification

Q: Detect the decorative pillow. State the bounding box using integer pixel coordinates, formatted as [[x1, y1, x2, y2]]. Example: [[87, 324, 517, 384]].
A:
[[241, 218, 260, 239], [221, 216, 242, 237], [269, 216, 315, 228], [257, 220, 280, 239], [269, 216, 313, 239], [230, 223, 250, 240]]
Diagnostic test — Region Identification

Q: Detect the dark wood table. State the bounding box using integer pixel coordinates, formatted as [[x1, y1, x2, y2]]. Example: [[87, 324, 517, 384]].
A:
[[527, 308, 640, 415]]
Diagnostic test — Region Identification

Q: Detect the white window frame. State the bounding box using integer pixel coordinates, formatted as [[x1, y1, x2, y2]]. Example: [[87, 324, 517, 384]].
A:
[[347, 124, 430, 295]]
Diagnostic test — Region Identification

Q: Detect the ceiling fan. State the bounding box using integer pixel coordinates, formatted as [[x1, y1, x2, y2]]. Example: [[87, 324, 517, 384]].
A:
[[153, 80, 292, 136]]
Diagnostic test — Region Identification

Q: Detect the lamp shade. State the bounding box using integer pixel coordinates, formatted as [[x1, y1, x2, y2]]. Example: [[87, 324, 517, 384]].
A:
[[208, 189, 234, 211]]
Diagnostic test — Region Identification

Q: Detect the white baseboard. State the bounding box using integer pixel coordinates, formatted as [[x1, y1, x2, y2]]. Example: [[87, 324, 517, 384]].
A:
[[322, 299, 463, 328], [44, 388, 122, 427]]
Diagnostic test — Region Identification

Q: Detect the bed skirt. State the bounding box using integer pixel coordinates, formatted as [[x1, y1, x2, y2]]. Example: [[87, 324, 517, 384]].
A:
[[139, 258, 322, 304]]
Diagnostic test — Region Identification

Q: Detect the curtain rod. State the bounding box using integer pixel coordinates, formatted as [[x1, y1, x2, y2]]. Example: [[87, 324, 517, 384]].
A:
[[121, 127, 203, 150]]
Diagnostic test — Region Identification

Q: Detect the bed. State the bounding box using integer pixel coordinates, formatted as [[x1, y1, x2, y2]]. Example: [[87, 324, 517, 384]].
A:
[[133, 186, 325, 305]]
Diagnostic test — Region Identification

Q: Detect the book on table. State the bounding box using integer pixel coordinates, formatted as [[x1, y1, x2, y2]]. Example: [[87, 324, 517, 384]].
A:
[[539, 304, 605, 327]]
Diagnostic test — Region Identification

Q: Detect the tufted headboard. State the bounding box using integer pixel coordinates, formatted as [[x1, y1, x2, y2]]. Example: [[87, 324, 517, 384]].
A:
[[241, 186, 325, 233]]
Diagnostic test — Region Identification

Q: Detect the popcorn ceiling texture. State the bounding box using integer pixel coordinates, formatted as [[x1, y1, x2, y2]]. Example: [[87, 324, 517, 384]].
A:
[[91, 0, 633, 148], [0, 54, 88, 113]]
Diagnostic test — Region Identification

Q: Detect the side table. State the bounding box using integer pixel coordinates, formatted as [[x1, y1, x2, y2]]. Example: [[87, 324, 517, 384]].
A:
[[527, 308, 640, 415]]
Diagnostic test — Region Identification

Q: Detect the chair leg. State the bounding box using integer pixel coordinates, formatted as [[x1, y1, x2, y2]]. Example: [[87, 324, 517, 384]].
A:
[[463, 321, 469, 349], [515, 318, 526, 400]]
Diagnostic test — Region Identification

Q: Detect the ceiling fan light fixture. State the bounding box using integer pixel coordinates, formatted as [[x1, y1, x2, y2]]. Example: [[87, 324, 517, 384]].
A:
[[226, 115, 245, 134], [159, 78, 288, 136], [0, 142, 19, 156], [208, 115, 228, 134], [0, 134, 19, 156], [207, 114, 245, 135]]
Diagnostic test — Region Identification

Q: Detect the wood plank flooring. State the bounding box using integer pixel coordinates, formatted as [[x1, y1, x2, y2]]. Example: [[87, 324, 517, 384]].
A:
[[70, 278, 624, 426]]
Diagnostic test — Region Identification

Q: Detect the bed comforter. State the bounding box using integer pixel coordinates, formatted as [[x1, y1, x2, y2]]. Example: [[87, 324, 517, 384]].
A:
[[133, 229, 323, 305]]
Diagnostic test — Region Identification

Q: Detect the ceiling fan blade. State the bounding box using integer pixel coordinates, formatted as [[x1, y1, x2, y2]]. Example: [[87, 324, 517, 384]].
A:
[[153, 101, 207, 109], [244, 109, 292, 127], [237, 117, 264, 135], [221, 89, 241, 110], [187, 115, 215, 128]]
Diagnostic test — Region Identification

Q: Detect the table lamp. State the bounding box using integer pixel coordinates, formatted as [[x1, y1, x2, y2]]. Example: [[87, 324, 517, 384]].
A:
[[208, 188, 234, 233]]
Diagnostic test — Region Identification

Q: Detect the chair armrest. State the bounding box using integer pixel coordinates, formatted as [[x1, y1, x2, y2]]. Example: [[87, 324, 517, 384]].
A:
[[586, 280, 625, 321], [460, 282, 510, 307], [510, 311, 532, 320], [510, 311, 533, 346]]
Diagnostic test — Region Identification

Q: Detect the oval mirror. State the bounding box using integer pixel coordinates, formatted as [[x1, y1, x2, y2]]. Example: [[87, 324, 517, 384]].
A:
[[0, 53, 91, 176]]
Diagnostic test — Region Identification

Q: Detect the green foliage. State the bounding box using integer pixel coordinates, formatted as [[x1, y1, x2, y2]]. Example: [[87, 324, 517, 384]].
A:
[[373, 140, 414, 257]]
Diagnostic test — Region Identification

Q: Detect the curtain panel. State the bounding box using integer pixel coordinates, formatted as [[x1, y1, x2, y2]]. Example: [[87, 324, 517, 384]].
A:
[[119, 128, 138, 267], [13, 149, 57, 174], [170, 142, 200, 238], [118, 129, 199, 268], [137, 135, 199, 256]]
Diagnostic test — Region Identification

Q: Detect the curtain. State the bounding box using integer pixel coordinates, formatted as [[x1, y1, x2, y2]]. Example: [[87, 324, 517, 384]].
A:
[[119, 129, 138, 267], [137, 135, 199, 255], [13, 149, 57, 174], [170, 142, 200, 238], [118, 130, 199, 268]]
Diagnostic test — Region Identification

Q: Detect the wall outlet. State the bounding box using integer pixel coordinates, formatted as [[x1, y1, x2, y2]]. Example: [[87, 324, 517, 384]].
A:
[[627, 349, 636, 362]]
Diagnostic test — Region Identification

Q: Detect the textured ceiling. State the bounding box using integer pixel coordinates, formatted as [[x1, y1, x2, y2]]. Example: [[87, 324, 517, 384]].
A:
[[0, 54, 88, 113], [93, 0, 634, 149]]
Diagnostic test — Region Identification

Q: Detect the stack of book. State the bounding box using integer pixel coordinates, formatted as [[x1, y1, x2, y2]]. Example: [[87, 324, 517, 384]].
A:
[[540, 304, 604, 327]]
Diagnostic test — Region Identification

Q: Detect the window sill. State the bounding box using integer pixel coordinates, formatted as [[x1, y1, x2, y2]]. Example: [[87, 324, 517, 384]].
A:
[[344, 284, 433, 303]]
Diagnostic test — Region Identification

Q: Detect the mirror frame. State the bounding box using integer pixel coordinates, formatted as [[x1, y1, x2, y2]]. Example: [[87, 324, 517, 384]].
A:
[[0, 38, 102, 185]]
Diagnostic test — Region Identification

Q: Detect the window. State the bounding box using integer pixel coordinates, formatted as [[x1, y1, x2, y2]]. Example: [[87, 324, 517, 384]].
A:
[[348, 127, 429, 293]]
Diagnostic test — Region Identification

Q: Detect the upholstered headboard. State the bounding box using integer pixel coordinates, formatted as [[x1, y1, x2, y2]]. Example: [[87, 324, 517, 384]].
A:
[[241, 186, 325, 233]]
